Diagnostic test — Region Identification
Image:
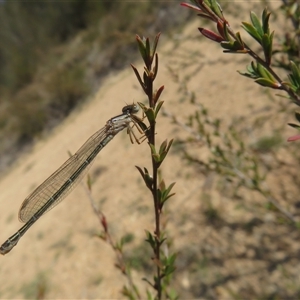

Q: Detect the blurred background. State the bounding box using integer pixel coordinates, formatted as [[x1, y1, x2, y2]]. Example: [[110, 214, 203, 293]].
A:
[[1, 1, 300, 299], [0, 0, 188, 172]]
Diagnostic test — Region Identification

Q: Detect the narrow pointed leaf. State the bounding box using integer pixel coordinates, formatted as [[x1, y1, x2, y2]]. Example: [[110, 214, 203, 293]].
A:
[[262, 32, 273, 65], [159, 140, 167, 155], [210, 0, 224, 20], [257, 63, 275, 81], [250, 11, 263, 36], [135, 166, 153, 190], [255, 78, 281, 89], [135, 165, 145, 179], [221, 40, 245, 51], [145, 37, 150, 56], [157, 188, 162, 203], [136, 35, 147, 62], [137, 101, 147, 112], [241, 22, 262, 44], [145, 230, 156, 248], [149, 144, 160, 163], [180, 2, 202, 12], [165, 182, 176, 196], [235, 32, 245, 49], [152, 32, 161, 60], [131, 64, 146, 92], [199, 28, 224, 43], [152, 53, 158, 81], [154, 87, 164, 109], [262, 8, 271, 34], [222, 21, 231, 41], [290, 61, 300, 85], [251, 61, 258, 73], [158, 139, 173, 164], [238, 70, 256, 78], [165, 139, 173, 155], [159, 179, 166, 191], [145, 107, 155, 123]]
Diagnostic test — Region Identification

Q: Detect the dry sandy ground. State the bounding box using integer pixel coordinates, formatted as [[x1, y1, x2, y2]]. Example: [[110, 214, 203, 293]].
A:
[[0, 2, 297, 299]]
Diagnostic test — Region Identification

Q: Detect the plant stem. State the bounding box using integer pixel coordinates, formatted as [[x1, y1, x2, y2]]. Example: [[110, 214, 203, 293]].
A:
[[147, 78, 162, 299]]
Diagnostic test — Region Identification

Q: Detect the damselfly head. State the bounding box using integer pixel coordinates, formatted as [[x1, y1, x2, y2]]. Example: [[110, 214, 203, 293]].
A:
[[122, 103, 139, 115]]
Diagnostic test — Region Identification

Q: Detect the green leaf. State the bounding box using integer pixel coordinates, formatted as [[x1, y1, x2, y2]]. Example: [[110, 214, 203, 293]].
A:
[[145, 230, 156, 249], [238, 63, 259, 79], [251, 61, 258, 73], [135, 166, 153, 190], [222, 22, 231, 41], [145, 37, 150, 57], [157, 187, 162, 203], [261, 34, 270, 63], [136, 35, 147, 62], [262, 8, 271, 34], [149, 143, 160, 163], [135, 165, 145, 178], [291, 61, 300, 81], [261, 32, 274, 65], [237, 70, 254, 79], [162, 253, 177, 277], [164, 182, 176, 197], [159, 140, 168, 155], [288, 61, 300, 90], [268, 31, 274, 58], [168, 253, 177, 265], [210, 0, 224, 20], [164, 264, 176, 277], [241, 22, 262, 44], [145, 107, 155, 123], [154, 100, 164, 118], [250, 11, 263, 36], [137, 101, 147, 112], [166, 139, 173, 152], [159, 236, 167, 247], [149, 143, 156, 153], [160, 181, 176, 207], [257, 63, 275, 81], [157, 139, 173, 166], [149, 143, 157, 156], [162, 194, 176, 205], [152, 53, 158, 81], [255, 78, 281, 89], [235, 32, 244, 49], [221, 40, 245, 51]]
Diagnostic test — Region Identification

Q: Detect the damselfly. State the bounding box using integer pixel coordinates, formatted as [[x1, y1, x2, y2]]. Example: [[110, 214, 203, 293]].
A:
[[0, 104, 143, 255]]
